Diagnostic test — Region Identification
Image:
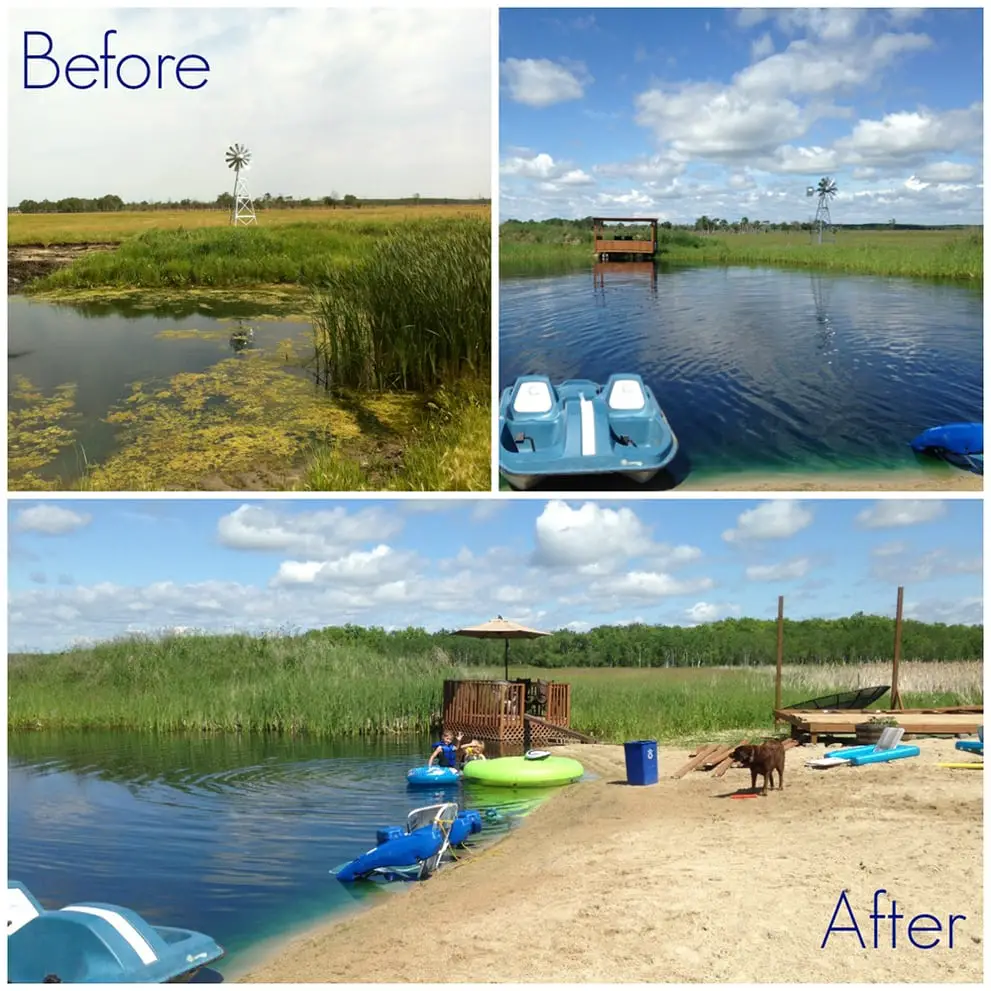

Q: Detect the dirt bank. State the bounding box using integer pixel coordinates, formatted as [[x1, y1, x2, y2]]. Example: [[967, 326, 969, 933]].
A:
[[241, 739, 982, 983], [7, 243, 115, 294]]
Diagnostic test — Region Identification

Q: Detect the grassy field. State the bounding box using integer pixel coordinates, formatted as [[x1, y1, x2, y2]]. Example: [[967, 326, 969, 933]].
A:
[[7, 633, 981, 742], [500, 224, 983, 282], [8, 204, 489, 245]]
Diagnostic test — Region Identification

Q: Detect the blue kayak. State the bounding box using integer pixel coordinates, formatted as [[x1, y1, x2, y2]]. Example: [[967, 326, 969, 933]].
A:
[[910, 422, 983, 475], [499, 374, 678, 490], [407, 765, 460, 787], [7, 881, 224, 983]]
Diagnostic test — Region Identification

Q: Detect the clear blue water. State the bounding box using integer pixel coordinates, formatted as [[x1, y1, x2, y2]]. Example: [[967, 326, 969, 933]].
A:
[[6, 732, 555, 978], [7, 296, 312, 484], [499, 265, 983, 486]]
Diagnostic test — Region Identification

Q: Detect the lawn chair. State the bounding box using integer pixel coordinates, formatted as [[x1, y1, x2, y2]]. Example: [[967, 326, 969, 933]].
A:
[[805, 726, 918, 769], [955, 724, 983, 757]]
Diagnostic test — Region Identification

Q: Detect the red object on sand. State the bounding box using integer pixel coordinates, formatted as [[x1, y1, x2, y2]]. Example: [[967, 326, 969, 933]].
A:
[[730, 793, 759, 800]]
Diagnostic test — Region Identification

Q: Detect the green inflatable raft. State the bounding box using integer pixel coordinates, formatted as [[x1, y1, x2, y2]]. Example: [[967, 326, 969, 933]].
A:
[[462, 753, 584, 788]]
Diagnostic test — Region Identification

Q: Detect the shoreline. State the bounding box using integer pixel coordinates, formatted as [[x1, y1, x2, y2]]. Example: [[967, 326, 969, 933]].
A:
[[680, 467, 983, 492], [240, 740, 982, 983]]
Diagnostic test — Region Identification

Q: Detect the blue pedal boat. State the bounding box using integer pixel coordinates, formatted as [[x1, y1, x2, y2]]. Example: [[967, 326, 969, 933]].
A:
[[499, 374, 678, 491], [333, 802, 482, 883], [910, 422, 983, 475], [7, 880, 224, 983]]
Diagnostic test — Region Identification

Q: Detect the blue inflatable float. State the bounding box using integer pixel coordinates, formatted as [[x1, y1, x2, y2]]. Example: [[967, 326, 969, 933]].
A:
[[910, 422, 983, 475], [334, 802, 482, 883], [407, 765, 461, 787], [7, 880, 224, 983]]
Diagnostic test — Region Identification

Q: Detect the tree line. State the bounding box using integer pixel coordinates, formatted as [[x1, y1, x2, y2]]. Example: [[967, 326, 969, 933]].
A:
[[12, 192, 490, 214], [501, 217, 978, 236], [288, 613, 981, 668]]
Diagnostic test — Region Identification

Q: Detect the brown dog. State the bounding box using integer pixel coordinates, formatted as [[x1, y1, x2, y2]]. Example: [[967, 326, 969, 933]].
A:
[[731, 741, 785, 795]]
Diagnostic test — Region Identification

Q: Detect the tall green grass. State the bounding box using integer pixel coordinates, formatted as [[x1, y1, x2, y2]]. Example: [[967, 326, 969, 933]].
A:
[[310, 217, 490, 391], [8, 634, 980, 742], [27, 223, 391, 291], [499, 224, 982, 282]]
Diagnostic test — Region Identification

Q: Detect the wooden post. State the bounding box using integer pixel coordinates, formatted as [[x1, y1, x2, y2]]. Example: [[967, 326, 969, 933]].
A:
[[504, 638, 510, 682], [891, 586, 904, 709], [774, 595, 784, 721]]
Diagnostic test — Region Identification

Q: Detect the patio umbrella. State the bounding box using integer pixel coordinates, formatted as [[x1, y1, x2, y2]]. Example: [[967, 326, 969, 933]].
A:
[[454, 615, 550, 681]]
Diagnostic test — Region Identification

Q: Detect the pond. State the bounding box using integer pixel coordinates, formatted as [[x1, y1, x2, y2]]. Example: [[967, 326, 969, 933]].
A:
[[7, 296, 332, 490], [499, 265, 983, 487], [7, 731, 558, 979]]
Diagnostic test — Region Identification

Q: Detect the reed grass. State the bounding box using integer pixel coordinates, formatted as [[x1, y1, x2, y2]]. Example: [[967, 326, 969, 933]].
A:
[[310, 217, 490, 391], [8, 204, 490, 246], [8, 633, 980, 742], [499, 225, 982, 282]]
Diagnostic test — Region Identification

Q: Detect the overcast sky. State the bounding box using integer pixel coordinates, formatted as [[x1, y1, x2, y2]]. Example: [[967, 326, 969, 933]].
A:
[[500, 7, 983, 224], [7, 498, 981, 653], [9, 7, 491, 202]]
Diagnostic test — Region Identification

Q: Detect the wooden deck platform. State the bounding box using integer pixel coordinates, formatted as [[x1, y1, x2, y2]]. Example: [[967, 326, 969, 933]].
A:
[[775, 706, 983, 744]]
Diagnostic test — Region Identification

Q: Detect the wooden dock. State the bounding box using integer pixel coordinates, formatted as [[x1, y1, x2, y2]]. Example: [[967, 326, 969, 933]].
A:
[[775, 706, 983, 744], [593, 216, 658, 261]]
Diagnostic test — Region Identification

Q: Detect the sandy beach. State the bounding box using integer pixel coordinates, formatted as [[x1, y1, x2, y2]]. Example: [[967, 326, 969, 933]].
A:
[[241, 739, 983, 983], [683, 470, 982, 492]]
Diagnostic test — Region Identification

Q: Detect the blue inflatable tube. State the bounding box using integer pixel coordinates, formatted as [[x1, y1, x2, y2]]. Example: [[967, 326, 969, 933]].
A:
[[910, 422, 983, 475], [335, 824, 445, 882], [823, 743, 920, 765], [407, 765, 460, 787]]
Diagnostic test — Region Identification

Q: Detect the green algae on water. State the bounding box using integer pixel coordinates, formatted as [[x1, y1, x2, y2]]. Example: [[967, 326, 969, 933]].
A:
[[8, 376, 80, 491]]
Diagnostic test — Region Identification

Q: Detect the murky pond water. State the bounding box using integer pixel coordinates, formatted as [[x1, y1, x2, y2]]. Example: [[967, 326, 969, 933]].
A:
[[499, 265, 983, 485], [7, 731, 556, 978], [7, 296, 327, 489]]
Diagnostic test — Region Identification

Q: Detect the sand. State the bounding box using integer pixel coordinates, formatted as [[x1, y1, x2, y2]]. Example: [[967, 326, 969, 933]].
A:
[[240, 739, 983, 983], [682, 470, 982, 492]]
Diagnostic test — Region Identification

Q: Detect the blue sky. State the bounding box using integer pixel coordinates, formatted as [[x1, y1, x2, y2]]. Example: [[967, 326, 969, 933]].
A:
[[7, 498, 981, 653], [500, 7, 983, 223], [9, 8, 490, 202]]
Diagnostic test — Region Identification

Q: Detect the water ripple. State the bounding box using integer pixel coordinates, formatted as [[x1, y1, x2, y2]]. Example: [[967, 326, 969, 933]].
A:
[[500, 266, 982, 475]]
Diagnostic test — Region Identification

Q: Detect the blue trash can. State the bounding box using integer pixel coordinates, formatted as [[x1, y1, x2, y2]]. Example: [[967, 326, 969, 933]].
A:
[[624, 739, 658, 786]]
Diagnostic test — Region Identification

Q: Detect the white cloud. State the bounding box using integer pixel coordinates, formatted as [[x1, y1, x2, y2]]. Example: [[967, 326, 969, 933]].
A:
[[750, 32, 774, 61], [855, 501, 946, 529], [685, 601, 741, 623], [501, 57, 590, 108], [745, 557, 811, 581], [12, 505, 92, 535], [217, 504, 402, 557], [270, 545, 416, 588], [722, 501, 814, 542], [532, 500, 652, 570], [590, 571, 715, 600]]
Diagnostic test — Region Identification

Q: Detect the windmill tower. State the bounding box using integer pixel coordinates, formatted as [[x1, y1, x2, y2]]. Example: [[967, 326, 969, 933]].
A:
[[806, 176, 836, 244], [226, 143, 256, 226]]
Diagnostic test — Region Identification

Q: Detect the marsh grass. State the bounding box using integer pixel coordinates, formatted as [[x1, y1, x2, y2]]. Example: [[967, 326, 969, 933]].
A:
[[30, 225, 372, 291], [8, 204, 490, 246], [499, 225, 982, 281], [8, 635, 980, 742], [310, 218, 490, 392], [303, 379, 490, 491]]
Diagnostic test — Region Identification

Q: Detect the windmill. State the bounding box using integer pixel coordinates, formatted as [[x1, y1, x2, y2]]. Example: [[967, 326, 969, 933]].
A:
[[225, 143, 256, 226], [806, 176, 836, 244]]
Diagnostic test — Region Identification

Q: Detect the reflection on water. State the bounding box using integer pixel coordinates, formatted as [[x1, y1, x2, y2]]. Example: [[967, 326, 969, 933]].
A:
[[7, 731, 554, 975], [500, 265, 982, 479]]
